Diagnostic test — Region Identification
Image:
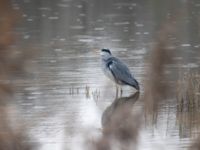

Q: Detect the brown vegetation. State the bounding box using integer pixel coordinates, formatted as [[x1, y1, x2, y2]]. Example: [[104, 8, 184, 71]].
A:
[[0, 0, 36, 149], [190, 138, 200, 150], [143, 16, 176, 124], [177, 72, 200, 112]]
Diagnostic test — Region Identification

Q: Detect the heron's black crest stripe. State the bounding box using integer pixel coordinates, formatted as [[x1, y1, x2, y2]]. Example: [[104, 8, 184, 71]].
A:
[[102, 49, 111, 55]]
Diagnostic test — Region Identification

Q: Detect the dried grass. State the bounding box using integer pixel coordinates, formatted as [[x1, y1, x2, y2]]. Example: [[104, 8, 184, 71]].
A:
[[176, 72, 200, 112]]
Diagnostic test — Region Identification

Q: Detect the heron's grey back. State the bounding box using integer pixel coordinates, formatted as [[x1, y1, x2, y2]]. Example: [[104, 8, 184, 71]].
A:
[[106, 57, 137, 87]]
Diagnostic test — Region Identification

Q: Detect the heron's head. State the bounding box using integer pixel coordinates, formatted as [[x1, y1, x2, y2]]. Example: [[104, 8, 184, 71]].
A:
[[101, 49, 112, 59]]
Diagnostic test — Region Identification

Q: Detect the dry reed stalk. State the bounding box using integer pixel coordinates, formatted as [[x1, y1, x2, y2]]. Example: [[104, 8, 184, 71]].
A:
[[177, 72, 200, 112], [189, 137, 200, 150], [0, 107, 35, 150], [0, 0, 36, 149], [143, 15, 177, 123]]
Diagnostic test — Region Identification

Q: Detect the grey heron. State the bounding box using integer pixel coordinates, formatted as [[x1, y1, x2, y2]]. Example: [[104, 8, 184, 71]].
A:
[[101, 49, 139, 95]]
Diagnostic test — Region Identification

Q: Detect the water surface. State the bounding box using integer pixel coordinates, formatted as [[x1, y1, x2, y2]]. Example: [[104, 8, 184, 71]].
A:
[[11, 0, 200, 149]]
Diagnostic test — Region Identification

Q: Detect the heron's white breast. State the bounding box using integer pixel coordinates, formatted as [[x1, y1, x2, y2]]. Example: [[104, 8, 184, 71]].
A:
[[101, 62, 116, 83]]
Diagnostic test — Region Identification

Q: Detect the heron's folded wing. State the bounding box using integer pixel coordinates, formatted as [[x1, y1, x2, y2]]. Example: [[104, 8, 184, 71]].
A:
[[108, 58, 134, 84]]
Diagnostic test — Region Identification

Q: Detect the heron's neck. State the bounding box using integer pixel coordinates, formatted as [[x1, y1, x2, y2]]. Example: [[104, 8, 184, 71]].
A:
[[101, 54, 112, 61]]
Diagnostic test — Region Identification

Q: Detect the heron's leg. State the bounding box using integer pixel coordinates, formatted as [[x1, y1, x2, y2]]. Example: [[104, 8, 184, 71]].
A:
[[115, 85, 119, 98], [120, 86, 123, 97]]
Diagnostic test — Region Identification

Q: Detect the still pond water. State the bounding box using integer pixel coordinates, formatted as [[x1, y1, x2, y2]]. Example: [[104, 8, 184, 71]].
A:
[[11, 0, 200, 149]]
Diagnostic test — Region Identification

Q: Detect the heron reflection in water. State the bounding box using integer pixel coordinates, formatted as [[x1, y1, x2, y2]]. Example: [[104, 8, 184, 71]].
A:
[[101, 91, 140, 128], [100, 91, 140, 149]]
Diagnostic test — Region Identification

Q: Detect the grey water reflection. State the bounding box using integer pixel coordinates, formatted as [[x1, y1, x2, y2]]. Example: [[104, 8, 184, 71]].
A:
[[102, 91, 140, 128], [90, 92, 141, 150]]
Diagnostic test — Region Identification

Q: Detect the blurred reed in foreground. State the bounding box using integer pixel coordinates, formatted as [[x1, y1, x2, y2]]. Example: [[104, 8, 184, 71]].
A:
[[0, 0, 36, 149], [181, 73, 200, 150], [190, 137, 200, 150], [143, 18, 176, 124]]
